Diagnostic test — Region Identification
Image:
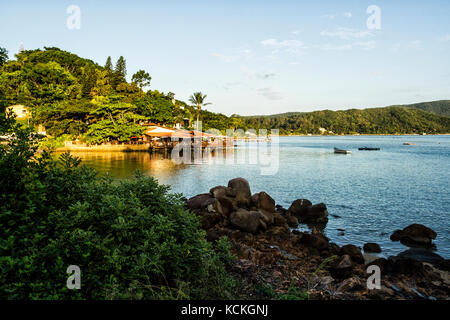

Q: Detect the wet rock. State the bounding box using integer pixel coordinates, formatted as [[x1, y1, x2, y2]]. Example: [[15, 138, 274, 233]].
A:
[[288, 200, 328, 224], [329, 254, 354, 279], [363, 242, 382, 253], [387, 256, 426, 276], [390, 224, 437, 248], [273, 212, 288, 227], [298, 233, 329, 251], [303, 203, 329, 224], [287, 199, 312, 217], [286, 215, 299, 228], [340, 244, 365, 264], [258, 209, 275, 226], [187, 193, 214, 210], [217, 197, 233, 216], [228, 178, 252, 207], [210, 185, 228, 199], [206, 198, 225, 215], [397, 248, 444, 266], [200, 211, 222, 229], [368, 258, 388, 272], [275, 204, 287, 214], [230, 208, 261, 234], [252, 192, 276, 213]]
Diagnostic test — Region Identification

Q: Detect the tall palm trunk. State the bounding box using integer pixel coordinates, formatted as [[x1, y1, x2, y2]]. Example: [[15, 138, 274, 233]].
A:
[[196, 105, 200, 130]]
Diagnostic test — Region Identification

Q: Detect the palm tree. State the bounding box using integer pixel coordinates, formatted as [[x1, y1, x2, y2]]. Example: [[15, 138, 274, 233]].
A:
[[189, 92, 211, 130]]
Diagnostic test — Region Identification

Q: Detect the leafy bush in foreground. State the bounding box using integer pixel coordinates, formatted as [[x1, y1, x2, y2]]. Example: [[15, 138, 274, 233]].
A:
[[0, 101, 235, 299]]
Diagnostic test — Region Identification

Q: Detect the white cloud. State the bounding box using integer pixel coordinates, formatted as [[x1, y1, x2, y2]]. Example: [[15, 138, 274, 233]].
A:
[[344, 12, 352, 18], [261, 39, 303, 48], [320, 27, 373, 40], [211, 53, 238, 63], [257, 87, 283, 100], [322, 14, 336, 19]]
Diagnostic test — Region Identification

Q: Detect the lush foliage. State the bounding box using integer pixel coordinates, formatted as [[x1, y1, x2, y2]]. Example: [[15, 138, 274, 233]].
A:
[[0, 103, 235, 299], [239, 106, 450, 135], [0, 47, 245, 144], [400, 100, 450, 117]]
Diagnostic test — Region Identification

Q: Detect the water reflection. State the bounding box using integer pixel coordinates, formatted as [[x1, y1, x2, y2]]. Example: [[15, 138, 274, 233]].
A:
[[63, 148, 236, 179], [64, 151, 185, 179]]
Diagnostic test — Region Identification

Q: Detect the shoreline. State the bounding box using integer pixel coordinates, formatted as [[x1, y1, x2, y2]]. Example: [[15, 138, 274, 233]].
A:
[[188, 177, 450, 299]]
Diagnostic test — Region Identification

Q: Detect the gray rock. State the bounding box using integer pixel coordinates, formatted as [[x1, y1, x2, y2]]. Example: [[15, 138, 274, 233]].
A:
[[230, 208, 261, 234]]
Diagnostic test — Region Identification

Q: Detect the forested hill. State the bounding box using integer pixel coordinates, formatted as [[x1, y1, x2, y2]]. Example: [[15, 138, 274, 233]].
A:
[[0, 46, 448, 138], [396, 100, 450, 117], [239, 107, 450, 135], [0, 47, 245, 145]]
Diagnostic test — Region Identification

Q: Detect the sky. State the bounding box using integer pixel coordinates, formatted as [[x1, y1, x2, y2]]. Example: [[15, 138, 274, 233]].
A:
[[1, 0, 449, 116]]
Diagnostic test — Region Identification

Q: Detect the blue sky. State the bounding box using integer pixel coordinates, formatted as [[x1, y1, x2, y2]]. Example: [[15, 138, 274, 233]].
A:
[[1, 0, 449, 115]]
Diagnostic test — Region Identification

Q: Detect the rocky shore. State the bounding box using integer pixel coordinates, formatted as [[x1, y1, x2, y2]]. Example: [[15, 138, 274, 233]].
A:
[[186, 178, 450, 300]]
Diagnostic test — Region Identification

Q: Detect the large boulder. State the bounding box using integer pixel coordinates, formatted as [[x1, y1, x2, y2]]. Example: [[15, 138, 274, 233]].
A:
[[199, 211, 222, 230], [209, 186, 228, 199], [272, 212, 288, 227], [390, 224, 437, 248], [187, 193, 214, 210], [286, 215, 299, 228], [340, 244, 365, 264], [287, 199, 328, 224], [303, 203, 329, 224], [287, 199, 311, 217], [258, 209, 275, 226], [229, 208, 261, 234], [252, 192, 275, 213], [363, 242, 382, 253], [329, 254, 354, 279], [228, 178, 252, 207], [298, 233, 329, 251]]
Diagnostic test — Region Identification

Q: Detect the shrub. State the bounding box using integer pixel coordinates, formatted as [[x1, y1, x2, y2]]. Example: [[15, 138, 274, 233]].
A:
[[0, 105, 235, 299]]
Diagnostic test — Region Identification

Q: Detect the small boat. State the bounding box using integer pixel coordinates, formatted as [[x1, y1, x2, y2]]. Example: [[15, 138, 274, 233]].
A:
[[334, 147, 351, 154], [403, 142, 416, 146], [358, 147, 380, 151]]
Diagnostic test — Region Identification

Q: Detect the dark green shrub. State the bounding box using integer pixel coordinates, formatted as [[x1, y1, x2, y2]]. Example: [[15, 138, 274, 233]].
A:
[[0, 103, 235, 299]]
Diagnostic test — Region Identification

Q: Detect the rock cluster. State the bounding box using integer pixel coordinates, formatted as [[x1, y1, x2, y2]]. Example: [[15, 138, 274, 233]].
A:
[[390, 224, 437, 248], [186, 177, 449, 300]]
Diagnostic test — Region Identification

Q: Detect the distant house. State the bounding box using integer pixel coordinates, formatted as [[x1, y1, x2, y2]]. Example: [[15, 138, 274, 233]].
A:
[[7, 105, 30, 119]]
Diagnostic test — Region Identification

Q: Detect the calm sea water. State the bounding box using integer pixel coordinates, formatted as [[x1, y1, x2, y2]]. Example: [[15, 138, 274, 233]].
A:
[[68, 135, 450, 258]]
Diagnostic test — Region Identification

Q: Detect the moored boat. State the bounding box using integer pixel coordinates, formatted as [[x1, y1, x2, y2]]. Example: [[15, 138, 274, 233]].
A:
[[358, 147, 380, 151], [334, 147, 351, 154]]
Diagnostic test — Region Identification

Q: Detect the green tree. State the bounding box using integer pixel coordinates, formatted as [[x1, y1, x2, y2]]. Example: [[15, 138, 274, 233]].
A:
[[131, 69, 151, 89], [104, 56, 113, 72], [0, 47, 8, 67], [112, 56, 127, 88], [189, 92, 211, 130]]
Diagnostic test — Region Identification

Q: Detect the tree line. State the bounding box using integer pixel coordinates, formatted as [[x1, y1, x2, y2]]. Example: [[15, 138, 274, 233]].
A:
[[0, 46, 448, 143], [0, 47, 246, 145]]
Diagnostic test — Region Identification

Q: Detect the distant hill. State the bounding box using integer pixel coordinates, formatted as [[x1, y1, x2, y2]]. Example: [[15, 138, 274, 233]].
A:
[[392, 100, 450, 117], [239, 106, 450, 135]]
